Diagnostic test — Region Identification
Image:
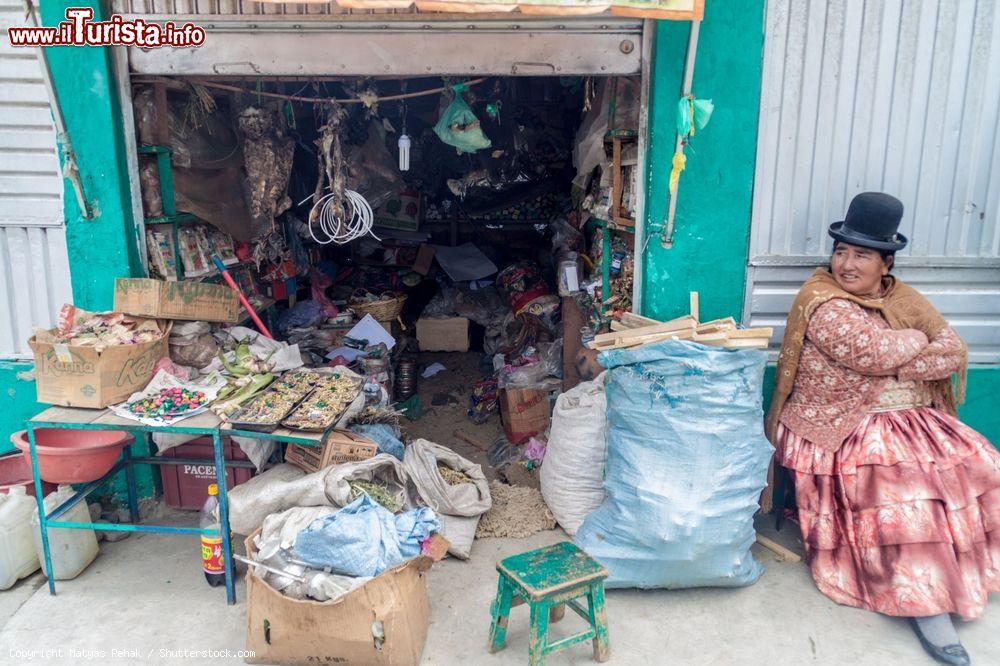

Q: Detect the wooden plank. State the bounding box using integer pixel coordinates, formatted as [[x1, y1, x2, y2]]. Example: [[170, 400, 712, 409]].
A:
[[453, 429, 489, 452], [28, 406, 106, 425], [592, 316, 696, 345], [756, 533, 802, 563], [720, 338, 770, 349], [691, 331, 730, 344], [689, 291, 699, 323], [589, 327, 696, 350], [696, 317, 737, 333], [621, 311, 661, 327], [728, 327, 774, 339], [610, 320, 631, 331]]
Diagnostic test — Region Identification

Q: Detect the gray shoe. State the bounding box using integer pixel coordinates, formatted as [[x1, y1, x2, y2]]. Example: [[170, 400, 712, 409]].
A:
[[908, 618, 971, 666]]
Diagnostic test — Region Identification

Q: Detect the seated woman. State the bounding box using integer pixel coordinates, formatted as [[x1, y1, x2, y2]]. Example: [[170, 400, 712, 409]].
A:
[[766, 192, 1000, 666]]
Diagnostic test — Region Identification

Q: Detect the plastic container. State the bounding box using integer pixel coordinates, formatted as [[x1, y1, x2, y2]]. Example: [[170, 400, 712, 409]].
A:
[[0, 487, 41, 590], [31, 485, 99, 580], [0, 451, 56, 496], [11, 429, 132, 484], [160, 437, 254, 510]]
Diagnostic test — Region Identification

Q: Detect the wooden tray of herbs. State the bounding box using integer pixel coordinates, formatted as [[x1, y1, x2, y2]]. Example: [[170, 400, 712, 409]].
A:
[[228, 370, 327, 432], [281, 372, 363, 432]]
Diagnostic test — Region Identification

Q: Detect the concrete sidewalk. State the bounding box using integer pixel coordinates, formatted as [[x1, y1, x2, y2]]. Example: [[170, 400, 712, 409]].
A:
[[1, 510, 997, 666]]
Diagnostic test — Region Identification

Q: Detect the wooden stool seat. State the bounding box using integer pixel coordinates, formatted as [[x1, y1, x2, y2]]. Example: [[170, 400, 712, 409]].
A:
[[488, 541, 610, 665]]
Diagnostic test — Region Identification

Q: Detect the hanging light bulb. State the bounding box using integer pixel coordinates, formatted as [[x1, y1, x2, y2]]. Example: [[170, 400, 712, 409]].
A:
[[398, 97, 410, 171], [398, 132, 411, 171]]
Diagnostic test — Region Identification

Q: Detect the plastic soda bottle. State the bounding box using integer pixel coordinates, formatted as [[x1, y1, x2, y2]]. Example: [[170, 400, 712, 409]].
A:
[[200, 484, 225, 587]]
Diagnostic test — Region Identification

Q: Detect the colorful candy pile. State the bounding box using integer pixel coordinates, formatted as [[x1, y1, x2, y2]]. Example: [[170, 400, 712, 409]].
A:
[[126, 387, 206, 420]]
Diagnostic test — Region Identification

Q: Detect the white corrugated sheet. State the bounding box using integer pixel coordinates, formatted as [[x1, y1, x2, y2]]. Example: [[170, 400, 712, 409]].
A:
[[0, 7, 72, 359], [747, 0, 1000, 364]]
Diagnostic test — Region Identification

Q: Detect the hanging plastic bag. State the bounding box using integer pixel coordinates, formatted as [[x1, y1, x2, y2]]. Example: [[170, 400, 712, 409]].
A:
[[433, 86, 492, 154], [676, 96, 714, 137]]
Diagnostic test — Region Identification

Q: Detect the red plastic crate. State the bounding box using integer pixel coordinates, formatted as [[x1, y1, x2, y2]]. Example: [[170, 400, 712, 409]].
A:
[[160, 437, 254, 510]]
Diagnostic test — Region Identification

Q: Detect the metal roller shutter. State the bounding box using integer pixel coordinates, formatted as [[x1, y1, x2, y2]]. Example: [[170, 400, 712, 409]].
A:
[[0, 5, 72, 359]]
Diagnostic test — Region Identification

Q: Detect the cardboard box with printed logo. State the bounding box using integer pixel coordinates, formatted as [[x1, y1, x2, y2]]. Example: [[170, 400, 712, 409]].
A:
[[113, 278, 239, 323], [28, 319, 169, 409]]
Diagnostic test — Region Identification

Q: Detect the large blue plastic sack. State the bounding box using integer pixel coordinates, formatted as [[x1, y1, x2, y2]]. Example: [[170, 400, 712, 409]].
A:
[[575, 340, 773, 589], [294, 495, 440, 577]]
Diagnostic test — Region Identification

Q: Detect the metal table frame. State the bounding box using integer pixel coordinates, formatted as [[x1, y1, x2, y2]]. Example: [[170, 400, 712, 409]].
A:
[[25, 408, 326, 605]]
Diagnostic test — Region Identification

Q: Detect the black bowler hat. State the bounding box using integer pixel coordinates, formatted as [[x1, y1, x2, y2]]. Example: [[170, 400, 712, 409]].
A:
[[828, 192, 908, 251]]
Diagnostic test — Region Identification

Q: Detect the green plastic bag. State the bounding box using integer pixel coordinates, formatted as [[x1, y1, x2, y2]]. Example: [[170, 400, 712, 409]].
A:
[[434, 87, 492, 154], [676, 96, 714, 137]]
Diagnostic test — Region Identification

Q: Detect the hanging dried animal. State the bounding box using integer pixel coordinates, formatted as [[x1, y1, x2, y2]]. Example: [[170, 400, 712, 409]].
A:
[[237, 106, 295, 233], [308, 103, 378, 245], [313, 103, 348, 220]]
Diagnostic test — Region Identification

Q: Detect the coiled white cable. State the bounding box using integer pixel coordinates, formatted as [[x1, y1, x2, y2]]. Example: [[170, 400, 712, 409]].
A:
[[307, 189, 380, 245]]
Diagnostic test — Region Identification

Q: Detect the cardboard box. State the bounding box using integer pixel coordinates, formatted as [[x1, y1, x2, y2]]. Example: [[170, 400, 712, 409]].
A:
[[499, 387, 552, 444], [29, 321, 169, 409], [416, 317, 469, 352], [284, 429, 378, 473], [373, 189, 422, 232], [113, 278, 239, 323], [245, 531, 432, 665]]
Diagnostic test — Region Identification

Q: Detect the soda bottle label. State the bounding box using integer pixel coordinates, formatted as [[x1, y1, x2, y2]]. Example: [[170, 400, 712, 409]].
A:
[[201, 535, 224, 574]]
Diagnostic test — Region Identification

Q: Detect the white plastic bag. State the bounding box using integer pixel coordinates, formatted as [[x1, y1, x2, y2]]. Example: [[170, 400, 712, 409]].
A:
[[540, 373, 607, 535], [403, 439, 491, 559]]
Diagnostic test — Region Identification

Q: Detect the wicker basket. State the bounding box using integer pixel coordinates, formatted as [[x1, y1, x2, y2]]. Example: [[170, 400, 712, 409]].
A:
[[349, 293, 406, 321]]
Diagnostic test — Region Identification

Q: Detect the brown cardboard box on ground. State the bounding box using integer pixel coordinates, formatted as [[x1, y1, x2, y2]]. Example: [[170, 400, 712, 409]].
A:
[[29, 321, 169, 409], [415, 317, 469, 352], [244, 531, 432, 666], [114, 278, 239, 323], [499, 387, 552, 444]]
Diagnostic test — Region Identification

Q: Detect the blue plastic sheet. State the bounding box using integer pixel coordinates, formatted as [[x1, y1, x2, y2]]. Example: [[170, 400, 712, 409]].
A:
[[294, 495, 440, 577], [350, 423, 405, 460], [575, 340, 773, 589]]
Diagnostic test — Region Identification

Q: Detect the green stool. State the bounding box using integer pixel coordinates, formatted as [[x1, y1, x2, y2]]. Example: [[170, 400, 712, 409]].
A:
[[488, 541, 610, 665]]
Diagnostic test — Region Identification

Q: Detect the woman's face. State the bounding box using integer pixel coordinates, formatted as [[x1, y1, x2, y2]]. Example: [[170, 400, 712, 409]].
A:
[[830, 242, 890, 296]]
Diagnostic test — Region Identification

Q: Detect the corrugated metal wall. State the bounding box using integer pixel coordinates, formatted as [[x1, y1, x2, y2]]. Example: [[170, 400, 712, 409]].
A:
[[113, 0, 441, 15], [0, 6, 72, 359], [746, 0, 1000, 364]]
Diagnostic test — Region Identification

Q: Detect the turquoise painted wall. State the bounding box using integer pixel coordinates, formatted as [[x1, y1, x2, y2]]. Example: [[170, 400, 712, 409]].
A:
[[0, 363, 44, 455], [41, 0, 145, 308], [641, 3, 765, 323]]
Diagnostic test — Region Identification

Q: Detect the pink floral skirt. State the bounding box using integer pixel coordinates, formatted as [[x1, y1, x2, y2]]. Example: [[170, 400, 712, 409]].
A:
[[777, 407, 1000, 619]]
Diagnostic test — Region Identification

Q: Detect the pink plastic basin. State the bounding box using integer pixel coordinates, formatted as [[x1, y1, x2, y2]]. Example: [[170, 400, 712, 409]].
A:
[[0, 451, 56, 495], [11, 429, 133, 484]]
